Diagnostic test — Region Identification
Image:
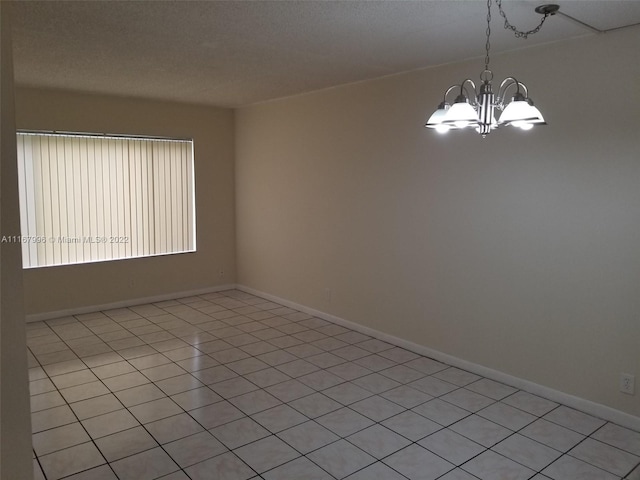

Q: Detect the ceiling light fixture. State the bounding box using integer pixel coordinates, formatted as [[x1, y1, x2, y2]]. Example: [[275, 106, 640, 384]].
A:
[[426, 0, 558, 137]]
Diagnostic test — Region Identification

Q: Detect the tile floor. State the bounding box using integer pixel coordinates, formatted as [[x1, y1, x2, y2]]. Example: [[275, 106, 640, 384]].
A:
[[27, 289, 640, 480]]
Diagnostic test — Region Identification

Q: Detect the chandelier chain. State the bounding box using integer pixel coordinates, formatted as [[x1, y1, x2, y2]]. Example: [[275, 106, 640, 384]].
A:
[[496, 0, 551, 39], [484, 0, 492, 72]]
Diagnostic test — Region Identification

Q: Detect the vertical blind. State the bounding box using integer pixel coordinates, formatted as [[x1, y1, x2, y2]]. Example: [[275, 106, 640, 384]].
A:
[[16, 132, 196, 268]]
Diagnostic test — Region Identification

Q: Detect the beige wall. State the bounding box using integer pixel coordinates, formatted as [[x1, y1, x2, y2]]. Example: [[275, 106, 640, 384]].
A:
[[1, 3, 33, 478], [15, 88, 236, 315], [236, 27, 640, 417]]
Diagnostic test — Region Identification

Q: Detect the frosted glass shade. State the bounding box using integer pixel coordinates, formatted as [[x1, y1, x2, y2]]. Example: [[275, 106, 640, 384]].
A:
[[443, 102, 478, 128], [425, 103, 449, 129], [524, 104, 545, 124], [499, 99, 545, 126]]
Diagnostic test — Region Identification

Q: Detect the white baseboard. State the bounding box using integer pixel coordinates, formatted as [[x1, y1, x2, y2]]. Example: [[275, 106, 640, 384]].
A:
[[237, 284, 640, 432], [25, 284, 238, 323]]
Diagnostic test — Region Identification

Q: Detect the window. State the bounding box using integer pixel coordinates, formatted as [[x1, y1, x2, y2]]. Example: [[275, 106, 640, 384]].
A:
[[15, 132, 196, 268]]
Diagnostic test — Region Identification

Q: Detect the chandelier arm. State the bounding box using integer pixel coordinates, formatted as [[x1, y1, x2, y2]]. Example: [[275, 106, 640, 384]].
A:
[[460, 79, 478, 105], [443, 85, 461, 103], [496, 77, 528, 105], [517, 82, 529, 98]]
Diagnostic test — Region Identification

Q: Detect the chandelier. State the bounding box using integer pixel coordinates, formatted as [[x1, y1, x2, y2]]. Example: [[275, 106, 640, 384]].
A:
[[425, 0, 558, 137]]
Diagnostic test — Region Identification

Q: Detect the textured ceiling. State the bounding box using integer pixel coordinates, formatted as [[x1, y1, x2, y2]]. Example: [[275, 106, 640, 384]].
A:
[[10, 1, 640, 107]]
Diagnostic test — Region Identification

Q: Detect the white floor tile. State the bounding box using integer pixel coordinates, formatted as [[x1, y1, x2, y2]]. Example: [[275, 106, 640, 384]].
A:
[[210, 417, 270, 449], [33, 422, 90, 456], [308, 439, 375, 479], [477, 401, 537, 431], [252, 402, 307, 432], [82, 409, 140, 439], [449, 415, 512, 448], [110, 447, 180, 480], [462, 450, 535, 480], [39, 442, 105, 480], [262, 456, 334, 480], [440, 388, 494, 412], [492, 433, 561, 471], [412, 398, 471, 426], [542, 454, 619, 480], [289, 392, 343, 418], [544, 405, 607, 435], [569, 437, 640, 477], [465, 378, 517, 400], [381, 410, 442, 441], [345, 461, 407, 479], [384, 444, 454, 480], [380, 385, 433, 408], [63, 464, 119, 480], [502, 391, 558, 416], [347, 424, 411, 459], [419, 428, 485, 466], [593, 422, 640, 456], [349, 395, 405, 422], [95, 426, 158, 462], [163, 431, 227, 468], [520, 418, 585, 452], [316, 407, 375, 437], [145, 413, 205, 444], [277, 420, 339, 454], [234, 435, 300, 473]]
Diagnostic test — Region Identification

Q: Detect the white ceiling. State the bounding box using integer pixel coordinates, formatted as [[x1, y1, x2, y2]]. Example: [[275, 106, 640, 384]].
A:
[[10, 1, 640, 107]]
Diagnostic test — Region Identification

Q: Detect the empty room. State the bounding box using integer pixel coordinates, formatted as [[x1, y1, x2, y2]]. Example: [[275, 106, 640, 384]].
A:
[[1, 1, 639, 479]]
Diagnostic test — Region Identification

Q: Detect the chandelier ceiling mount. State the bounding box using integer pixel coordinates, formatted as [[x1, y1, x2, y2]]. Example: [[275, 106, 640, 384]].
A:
[[534, 4, 560, 16]]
